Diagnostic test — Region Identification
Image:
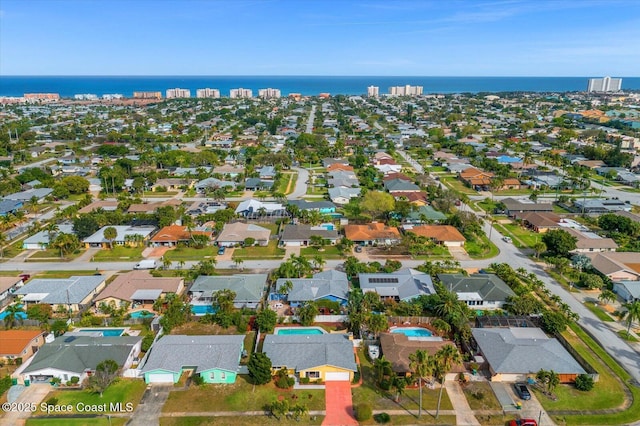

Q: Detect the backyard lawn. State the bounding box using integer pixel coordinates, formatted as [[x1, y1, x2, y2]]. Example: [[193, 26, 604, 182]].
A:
[[300, 245, 344, 259], [36, 379, 146, 415], [232, 240, 285, 260], [91, 246, 144, 262], [162, 376, 325, 413]]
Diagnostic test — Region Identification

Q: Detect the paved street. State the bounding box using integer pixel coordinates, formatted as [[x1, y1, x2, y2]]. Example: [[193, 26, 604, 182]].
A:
[[287, 166, 309, 199]]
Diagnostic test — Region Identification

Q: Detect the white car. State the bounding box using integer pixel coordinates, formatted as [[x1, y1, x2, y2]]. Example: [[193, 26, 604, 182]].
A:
[[502, 236, 512, 243]]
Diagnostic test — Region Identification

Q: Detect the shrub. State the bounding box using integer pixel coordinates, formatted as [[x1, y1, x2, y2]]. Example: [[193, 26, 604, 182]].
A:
[[355, 403, 372, 421], [374, 412, 391, 424], [276, 376, 295, 389], [70, 376, 80, 384], [192, 374, 204, 386], [379, 379, 391, 391], [300, 377, 310, 384], [352, 370, 360, 384], [575, 374, 595, 391], [142, 334, 155, 352], [46, 397, 58, 406]]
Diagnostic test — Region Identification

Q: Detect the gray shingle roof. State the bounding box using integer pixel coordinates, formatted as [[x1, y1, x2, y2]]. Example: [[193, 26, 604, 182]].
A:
[[14, 275, 106, 304], [23, 335, 141, 375], [437, 273, 516, 303], [190, 274, 267, 303], [359, 268, 435, 301], [280, 225, 338, 242], [141, 335, 244, 374], [472, 327, 586, 375], [263, 334, 357, 372], [275, 270, 349, 303]]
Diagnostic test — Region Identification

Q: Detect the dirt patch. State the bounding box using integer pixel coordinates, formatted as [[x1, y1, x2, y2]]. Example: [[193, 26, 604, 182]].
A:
[[171, 322, 241, 335]]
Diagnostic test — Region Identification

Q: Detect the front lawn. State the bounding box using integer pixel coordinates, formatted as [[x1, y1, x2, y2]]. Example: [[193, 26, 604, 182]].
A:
[[35, 270, 103, 279], [160, 416, 324, 426], [232, 240, 285, 259], [300, 245, 344, 259], [91, 246, 144, 262], [464, 235, 499, 259], [164, 246, 216, 261], [497, 222, 540, 248], [584, 301, 614, 322], [439, 177, 477, 195], [461, 381, 501, 411], [27, 419, 127, 426], [36, 379, 146, 415], [28, 248, 84, 261], [162, 376, 325, 413]]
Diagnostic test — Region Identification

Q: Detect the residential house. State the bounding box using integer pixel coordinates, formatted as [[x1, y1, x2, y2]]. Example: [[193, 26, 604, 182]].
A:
[[288, 200, 336, 215], [258, 166, 277, 179], [153, 178, 194, 191], [235, 199, 287, 217], [573, 198, 632, 213], [150, 225, 213, 247], [403, 225, 466, 247], [405, 205, 448, 224], [613, 281, 640, 303], [263, 334, 357, 382], [279, 224, 339, 247], [514, 212, 561, 233], [359, 268, 436, 302], [83, 226, 156, 248], [459, 167, 494, 190], [216, 222, 271, 247], [0, 276, 23, 305], [22, 224, 74, 250], [0, 330, 46, 364], [244, 178, 274, 191], [437, 273, 516, 310], [195, 178, 236, 193], [328, 187, 361, 205], [0, 199, 23, 216], [189, 274, 268, 309], [273, 270, 349, 308], [502, 198, 554, 217], [344, 222, 400, 246], [379, 333, 463, 377], [94, 270, 184, 308], [383, 179, 421, 193], [4, 188, 53, 203], [127, 199, 182, 214], [77, 200, 118, 214], [322, 158, 349, 168], [586, 252, 640, 281], [471, 327, 586, 383], [391, 191, 429, 206], [21, 335, 142, 384], [563, 227, 618, 253], [141, 335, 245, 384], [14, 275, 106, 312], [326, 163, 354, 173], [212, 165, 244, 178]]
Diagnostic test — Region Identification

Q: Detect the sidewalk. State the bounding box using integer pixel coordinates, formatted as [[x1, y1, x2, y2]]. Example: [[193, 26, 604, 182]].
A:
[[445, 381, 480, 425]]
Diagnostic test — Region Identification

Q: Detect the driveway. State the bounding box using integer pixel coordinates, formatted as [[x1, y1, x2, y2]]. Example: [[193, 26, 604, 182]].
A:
[[127, 384, 172, 426], [322, 381, 357, 426], [503, 382, 556, 426], [448, 246, 471, 261], [1, 384, 51, 426]]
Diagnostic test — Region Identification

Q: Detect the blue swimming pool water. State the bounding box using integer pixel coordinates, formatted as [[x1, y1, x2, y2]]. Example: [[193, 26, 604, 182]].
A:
[[130, 310, 154, 319], [77, 328, 125, 337], [391, 328, 433, 337], [191, 305, 215, 315], [276, 328, 324, 335]]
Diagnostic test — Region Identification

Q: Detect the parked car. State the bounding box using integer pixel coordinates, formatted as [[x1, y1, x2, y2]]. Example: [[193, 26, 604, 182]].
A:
[[502, 236, 513, 243], [509, 419, 537, 426], [355, 245, 363, 253], [217, 246, 226, 255], [514, 382, 531, 400]]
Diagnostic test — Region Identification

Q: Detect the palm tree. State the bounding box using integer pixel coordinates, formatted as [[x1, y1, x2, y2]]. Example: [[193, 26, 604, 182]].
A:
[[0, 231, 6, 259], [409, 349, 433, 418], [312, 255, 325, 272], [278, 279, 294, 295], [373, 356, 392, 385], [3, 304, 25, 329], [233, 257, 244, 270], [598, 289, 616, 306], [623, 300, 640, 336], [533, 241, 547, 259], [163, 258, 172, 270], [392, 376, 408, 403], [45, 222, 59, 244], [434, 344, 462, 419], [177, 260, 186, 270], [103, 226, 118, 249]]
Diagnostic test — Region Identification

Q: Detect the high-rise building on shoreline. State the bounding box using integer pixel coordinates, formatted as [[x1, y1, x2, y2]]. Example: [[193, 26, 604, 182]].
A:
[[196, 88, 220, 98], [389, 85, 423, 96], [166, 88, 191, 98], [133, 91, 162, 100], [258, 88, 281, 99], [230, 88, 253, 98], [587, 76, 622, 93], [367, 86, 379, 97], [74, 94, 98, 100], [102, 94, 123, 100]]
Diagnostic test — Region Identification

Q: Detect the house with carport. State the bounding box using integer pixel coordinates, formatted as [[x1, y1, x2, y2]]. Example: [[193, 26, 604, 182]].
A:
[[262, 333, 357, 382], [437, 273, 515, 310], [94, 270, 184, 309], [82, 226, 156, 249], [587, 252, 640, 281], [13, 275, 106, 312], [272, 270, 349, 308], [0, 276, 24, 305], [279, 224, 339, 247], [189, 274, 268, 309], [216, 222, 271, 247], [141, 335, 244, 384], [403, 225, 466, 247], [359, 268, 435, 302]]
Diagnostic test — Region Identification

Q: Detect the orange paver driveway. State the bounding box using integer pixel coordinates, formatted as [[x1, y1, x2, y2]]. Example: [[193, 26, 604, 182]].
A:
[[322, 380, 358, 426]]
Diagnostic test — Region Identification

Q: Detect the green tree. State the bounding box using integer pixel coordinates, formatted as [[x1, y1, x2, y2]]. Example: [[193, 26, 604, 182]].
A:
[[212, 289, 236, 315], [533, 241, 547, 259], [622, 300, 640, 336], [360, 191, 395, 219], [3, 304, 25, 329], [575, 374, 595, 391], [269, 399, 289, 421], [26, 304, 52, 323], [373, 356, 393, 385], [599, 289, 616, 306], [366, 314, 388, 339], [247, 352, 272, 385], [103, 226, 118, 249], [256, 309, 277, 333], [73, 215, 100, 240], [578, 273, 604, 290], [297, 301, 318, 326], [409, 349, 433, 418], [434, 344, 462, 419], [540, 311, 568, 334], [278, 279, 294, 295], [0, 231, 6, 258], [88, 359, 119, 397], [542, 229, 577, 257]]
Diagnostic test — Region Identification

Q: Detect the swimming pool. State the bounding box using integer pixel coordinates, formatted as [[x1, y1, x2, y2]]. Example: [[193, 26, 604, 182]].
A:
[[391, 327, 433, 337], [76, 328, 125, 337], [275, 327, 326, 335], [130, 310, 154, 319], [191, 305, 216, 315]]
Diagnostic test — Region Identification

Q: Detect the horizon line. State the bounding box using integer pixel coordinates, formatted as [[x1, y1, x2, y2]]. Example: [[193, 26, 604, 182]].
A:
[[1, 74, 633, 78]]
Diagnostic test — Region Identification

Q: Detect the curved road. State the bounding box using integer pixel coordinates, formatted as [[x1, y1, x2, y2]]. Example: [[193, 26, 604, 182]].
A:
[[287, 167, 309, 200]]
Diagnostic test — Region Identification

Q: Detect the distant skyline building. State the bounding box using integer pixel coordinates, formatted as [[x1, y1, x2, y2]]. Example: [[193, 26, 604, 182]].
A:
[[74, 94, 98, 100], [367, 86, 379, 97], [258, 88, 281, 99], [389, 85, 423, 96], [196, 88, 220, 98], [166, 88, 191, 98], [102, 94, 123, 100], [229, 88, 253, 98], [24, 93, 60, 100], [588, 76, 622, 93], [133, 91, 162, 100]]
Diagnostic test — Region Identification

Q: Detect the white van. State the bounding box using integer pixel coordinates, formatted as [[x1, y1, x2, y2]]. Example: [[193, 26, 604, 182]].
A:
[[134, 259, 158, 270]]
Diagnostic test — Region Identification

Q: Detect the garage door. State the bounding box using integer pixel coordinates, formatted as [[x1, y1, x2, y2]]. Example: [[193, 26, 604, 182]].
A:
[[147, 373, 174, 384], [325, 372, 350, 381], [287, 242, 302, 247]]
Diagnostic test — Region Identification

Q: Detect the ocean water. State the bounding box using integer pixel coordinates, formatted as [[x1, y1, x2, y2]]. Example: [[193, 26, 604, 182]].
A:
[[1, 76, 639, 98]]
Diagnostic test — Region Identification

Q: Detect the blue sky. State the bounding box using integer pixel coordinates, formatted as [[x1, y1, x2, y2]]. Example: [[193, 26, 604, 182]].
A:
[[1, 0, 639, 76]]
